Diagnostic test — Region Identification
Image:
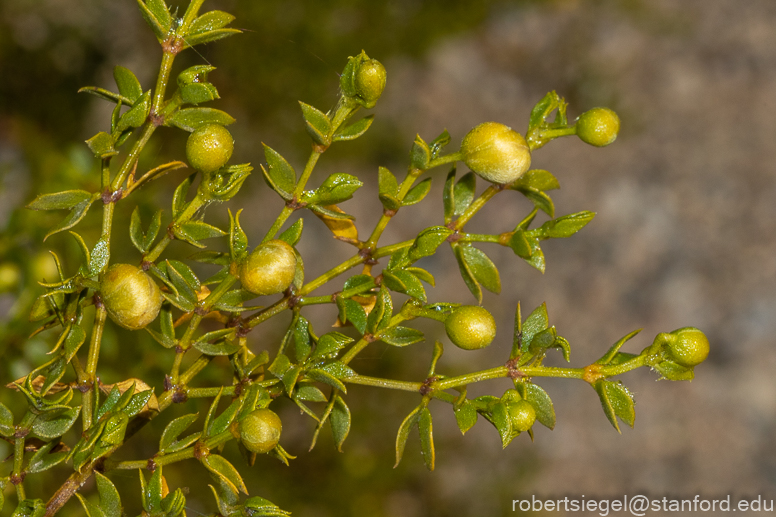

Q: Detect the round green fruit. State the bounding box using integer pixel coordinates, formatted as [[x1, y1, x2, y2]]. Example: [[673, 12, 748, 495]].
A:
[[101, 264, 162, 330], [354, 59, 387, 108], [575, 107, 620, 147], [461, 122, 531, 184], [186, 124, 234, 174], [667, 327, 709, 367], [239, 240, 297, 296], [239, 408, 282, 454], [508, 399, 536, 432], [445, 305, 497, 350]]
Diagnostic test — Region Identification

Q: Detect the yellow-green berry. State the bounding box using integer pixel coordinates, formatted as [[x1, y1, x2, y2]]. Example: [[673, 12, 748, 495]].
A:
[[508, 399, 536, 432], [445, 305, 497, 350], [186, 124, 234, 174], [461, 122, 532, 184], [354, 59, 386, 108], [575, 107, 620, 147], [667, 327, 709, 367], [239, 408, 282, 454], [239, 240, 297, 296], [101, 264, 162, 330]]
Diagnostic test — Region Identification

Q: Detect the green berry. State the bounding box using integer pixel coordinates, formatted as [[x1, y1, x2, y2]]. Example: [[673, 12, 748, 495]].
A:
[[186, 124, 234, 173], [239, 240, 297, 296], [445, 305, 496, 351], [239, 408, 282, 454], [353, 59, 386, 108], [101, 264, 162, 330], [461, 122, 532, 184], [508, 399, 536, 432], [575, 107, 620, 147], [667, 327, 709, 367]]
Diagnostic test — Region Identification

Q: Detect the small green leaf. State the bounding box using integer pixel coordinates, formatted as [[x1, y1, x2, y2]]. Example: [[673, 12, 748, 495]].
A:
[[124, 390, 153, 418], [418, 407, 435, 471], [262, 144, 296, 196], [394, 405, 421, 467], [453, 400, 477, 435], [94, 472, 122, 517], [182, 28, 241, 48], [299, 101, 332, 146], [402, 178, 432, 206], [541, 210, 596, 238], [336, 297, 367, 334], [25, 441, 68, 474], [518, 187, 555, 217], [459, 245, 501, 294], [31, 406, 80, 440], [330, 395, 351, 452], [294, 384, 327, 403], [594, 380, 635, 432], [160, 413, 198, 452], [378, 166, 399, 198], [278, 218, 303, 247], [181, 82, 220, 105], [429, 129, 452, 159], [518, 382, 556, 430], [597, 329, 643, 365], [167, 108, 235, 132], [442, 167, 456, 224], [485, 401, 513, 448], [172, 173, 195, 219], [113, 66, 142, 103], [382, 269, 426, 302], [0, 403, 14, 436], [78, 86, 131, 105], [202, 455, 248, 496], [507, 230, 532, 259], [342, 274, 375, 295], [188, 10, 235, 36], [313, 332, 354, 360], [366, 286, 392, 333], [511, 169, 560, 192], [333, 115, 374, 142], [208, 400, 240, 437], [308, 173, 363, 205], [379, 326, 424, 347], [522, 235, 546, 273], [522, 303, 549, 354], [408, 226, 453, 261], [85, 132, 117, 158], [453, 172, 476, 217], [192, 331, 240, 356], [136, 0, 170, 42], [116, 90, 151, 132], [178, 220, 227, 241], [653, 360, 695, 381], [453, 243, 482, 303], [27, 190, 93, 211], [410, 134, 431, 170]]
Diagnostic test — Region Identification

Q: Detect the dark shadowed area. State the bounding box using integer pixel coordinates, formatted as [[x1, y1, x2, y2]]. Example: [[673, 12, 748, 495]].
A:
[[1, 0, 774, 516]]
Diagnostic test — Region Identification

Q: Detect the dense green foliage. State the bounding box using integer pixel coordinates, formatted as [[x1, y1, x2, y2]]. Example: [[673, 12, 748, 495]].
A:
[[0, 1, 708, 516]]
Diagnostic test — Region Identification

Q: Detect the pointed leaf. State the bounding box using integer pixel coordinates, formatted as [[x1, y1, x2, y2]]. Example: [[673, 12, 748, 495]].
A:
[[262, 144, 296, 195], [203, 455, 248, 496], [511, 169, 560, 192], [402, 177, 432, 206], [453, 244, 482, 303], [330, 395, 351, 452], [114, 66, 142, 103], [459, 245, 500, 294], [299, 101, 332, 146], [167, 108, 235, 132], [453, 172, 476, 217], [278, 218, 303, 247], [418, 407, 435, 471], [379, 326, 424, 347], [333, 115, 374, 142], [541, 211, 595, 238], [453, 400, 477, 435], [394, 406, 421, 467]]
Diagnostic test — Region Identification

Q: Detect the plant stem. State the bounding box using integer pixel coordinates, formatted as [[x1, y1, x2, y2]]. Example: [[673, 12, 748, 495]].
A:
[[82, 305, 107, 431], [364, 167, 422, 250], [263, 149, 323, 243], [143, 194, 207, 263], [12, 432, 26, 500], [452, 184, 501, 230], [347, 374, 422, 392]]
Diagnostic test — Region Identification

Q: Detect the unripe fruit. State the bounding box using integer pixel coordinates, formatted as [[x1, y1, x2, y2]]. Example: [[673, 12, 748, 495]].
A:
[[445, 305, 496, 350], [186, 124, 234, 174], [575, 107, 620, 147], [239, 408, 282, 454], [101, 264, 162, 330], [461, 122, 531, 184], [667, 327, 709, 368], [508, 399, 536, 432], [353, 59, 387, 108], [239, 240, 297, 296]]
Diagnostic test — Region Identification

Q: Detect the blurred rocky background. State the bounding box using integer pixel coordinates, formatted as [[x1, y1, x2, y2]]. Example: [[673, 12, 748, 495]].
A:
[[1, 0, 775, 515]]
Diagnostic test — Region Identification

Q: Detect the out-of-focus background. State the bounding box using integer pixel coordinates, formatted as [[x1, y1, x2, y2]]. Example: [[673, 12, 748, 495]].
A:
[[1, 0, 775, 515]]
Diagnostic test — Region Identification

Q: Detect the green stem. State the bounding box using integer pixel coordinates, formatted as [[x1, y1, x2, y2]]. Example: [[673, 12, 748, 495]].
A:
[[151, 52, 176, 115], [364, 167, 423, 250], [111, 124, 156, 192], [460, 233, 501, 244], [347, 374, 422, 392], [428, 151, 462, 169], [299, 255, 364, 296], [340, 313, 408, 365], [244, 297, 291, 330], [372, 239, 413, 259], [12, 432, 26, 500], [263, 150, 323, 243], [452, 184, 501, 230], [82, 305, 107, 431], [297, 295, 334, 306], [143, 194, 207, 263]]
